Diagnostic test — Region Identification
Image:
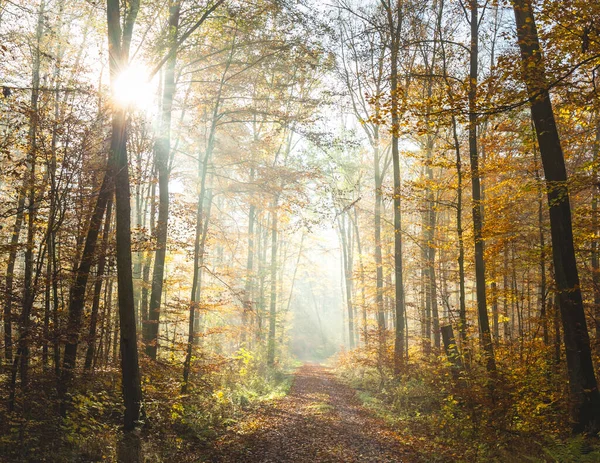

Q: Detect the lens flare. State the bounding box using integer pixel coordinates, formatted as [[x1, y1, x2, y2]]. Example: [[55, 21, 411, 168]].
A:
[[113, 64, 152, 109]]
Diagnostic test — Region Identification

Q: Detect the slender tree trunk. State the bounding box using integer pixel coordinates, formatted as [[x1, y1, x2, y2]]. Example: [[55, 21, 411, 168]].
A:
[[503, 246, 510, 340], [242, 170, 256, 347], [536, 146, 549, 346], [60, 172, 112, 412], [145, 0, 180, 360], [383, 2, 407, 374], [182, 183, 212, 392], [267, 195, 279, 366], [141, 173, 156, 325], [9, 1, 45, 408], [257, 212, 269, 342], [339, 214, 355, 348], [592, 115, 600, 347], [107, 0, 143, 430], [85, 196, 113, 370], [469, 0, 496, 372], [352, 210, 368, 345], [4, 186, 26, 364], [491, 280, 499, 344]]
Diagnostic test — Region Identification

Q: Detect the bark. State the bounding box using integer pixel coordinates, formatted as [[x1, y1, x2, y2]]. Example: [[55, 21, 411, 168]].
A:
[[107, 0, 143, 430], [592, 115, 600, 346], [381, 0, 406, 375], [144, 0, 180, 360], [242, 177, 256, 347], [182, 183, 212, 392], [60, 171, 112, 413], [338, 213, 355, 348], [491, 280, 499, 344], [441, 325, 463, 380], [85, 196, 113, 370], [503, 246, 510, 340], [374, 135, 386, 332], [141, 173, 156, 325], [4, 185, 26, 363], [9, 1, 45, 408], [267, 195, 279, 366], [536, 148, 549, 346], [352, 209, 368, 345], [468, 0, 496, 373], [511, 0, 600, 432]]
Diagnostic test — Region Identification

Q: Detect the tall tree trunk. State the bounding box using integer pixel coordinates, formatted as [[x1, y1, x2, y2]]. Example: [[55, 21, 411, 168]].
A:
[[60, 172, 112, 412], [144, 0, 180, 360], [4, 186, 26, 364], [141, 172, 156, 325], [85, 196, 114, 370], [107, 0, 143, 430], [511, 0, 600, 433], [9, 0, 45, 409], [438, 0, 467, 345], [257, 212, 269, 342], [352, 209, 368, 345], [242, 199, 256, 346], [469, 0, 496, 373], [182, 177, 212, 392], [267, 195, 279, 366], [592, 115, 600, 348], [491, 280, 499, 344], [338, 214, 355, 348], [535, 145, 549, 346], [382, 0, 406, 374], [373, 130, 386, 357]]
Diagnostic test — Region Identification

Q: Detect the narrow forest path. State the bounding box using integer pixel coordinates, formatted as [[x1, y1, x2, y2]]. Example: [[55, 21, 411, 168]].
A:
[[207, 364, 425, 463]]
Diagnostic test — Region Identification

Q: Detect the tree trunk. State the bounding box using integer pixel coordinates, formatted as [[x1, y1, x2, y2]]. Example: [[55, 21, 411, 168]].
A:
[[9, 0, 45, 409], [267, 195, 279, 366], [591, 115, 600, 348], [60, 172, 112, 412], [182, 182, 212, 392], [511, 0, 600, 433], [144, 0, 180, 360], [107, 0, 143, 430], [352, 209, 368, 345], [441, 325, 463, 380], [469, 0, 496, 373], [338, 214, 355, 348], [4, 185, 26, 364], [85, 196, 113, 370], [242, 176, 256, 347], [141, 173, 156, 325], [536, 146, 549, 346], [383, 1, 407, 374]]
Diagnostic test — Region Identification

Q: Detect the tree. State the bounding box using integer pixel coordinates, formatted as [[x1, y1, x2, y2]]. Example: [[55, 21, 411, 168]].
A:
[[510, 0, 600, 433], [106, 0, 143, 430], [144, 0, 180, 360], [467, 0, 495, 373]]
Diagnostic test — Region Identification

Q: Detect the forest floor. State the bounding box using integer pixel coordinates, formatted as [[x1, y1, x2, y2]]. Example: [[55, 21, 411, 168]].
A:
[[203, 363, 428, 463]]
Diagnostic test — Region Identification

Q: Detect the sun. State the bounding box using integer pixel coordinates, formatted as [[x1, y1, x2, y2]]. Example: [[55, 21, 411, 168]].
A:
[[113, 64, 153, 109]]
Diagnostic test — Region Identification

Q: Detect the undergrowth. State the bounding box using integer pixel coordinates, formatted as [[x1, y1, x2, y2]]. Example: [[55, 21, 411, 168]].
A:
[[0, 348, 293, 462], [336, 341, 600, 463]]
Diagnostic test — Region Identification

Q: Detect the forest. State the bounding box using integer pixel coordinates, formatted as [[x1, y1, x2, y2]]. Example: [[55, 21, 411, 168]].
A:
[[1, 0, 600, 461]]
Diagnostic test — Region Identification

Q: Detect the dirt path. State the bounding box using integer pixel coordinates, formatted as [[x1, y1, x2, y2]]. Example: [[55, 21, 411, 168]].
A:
[[208, 363, 424, 462]]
